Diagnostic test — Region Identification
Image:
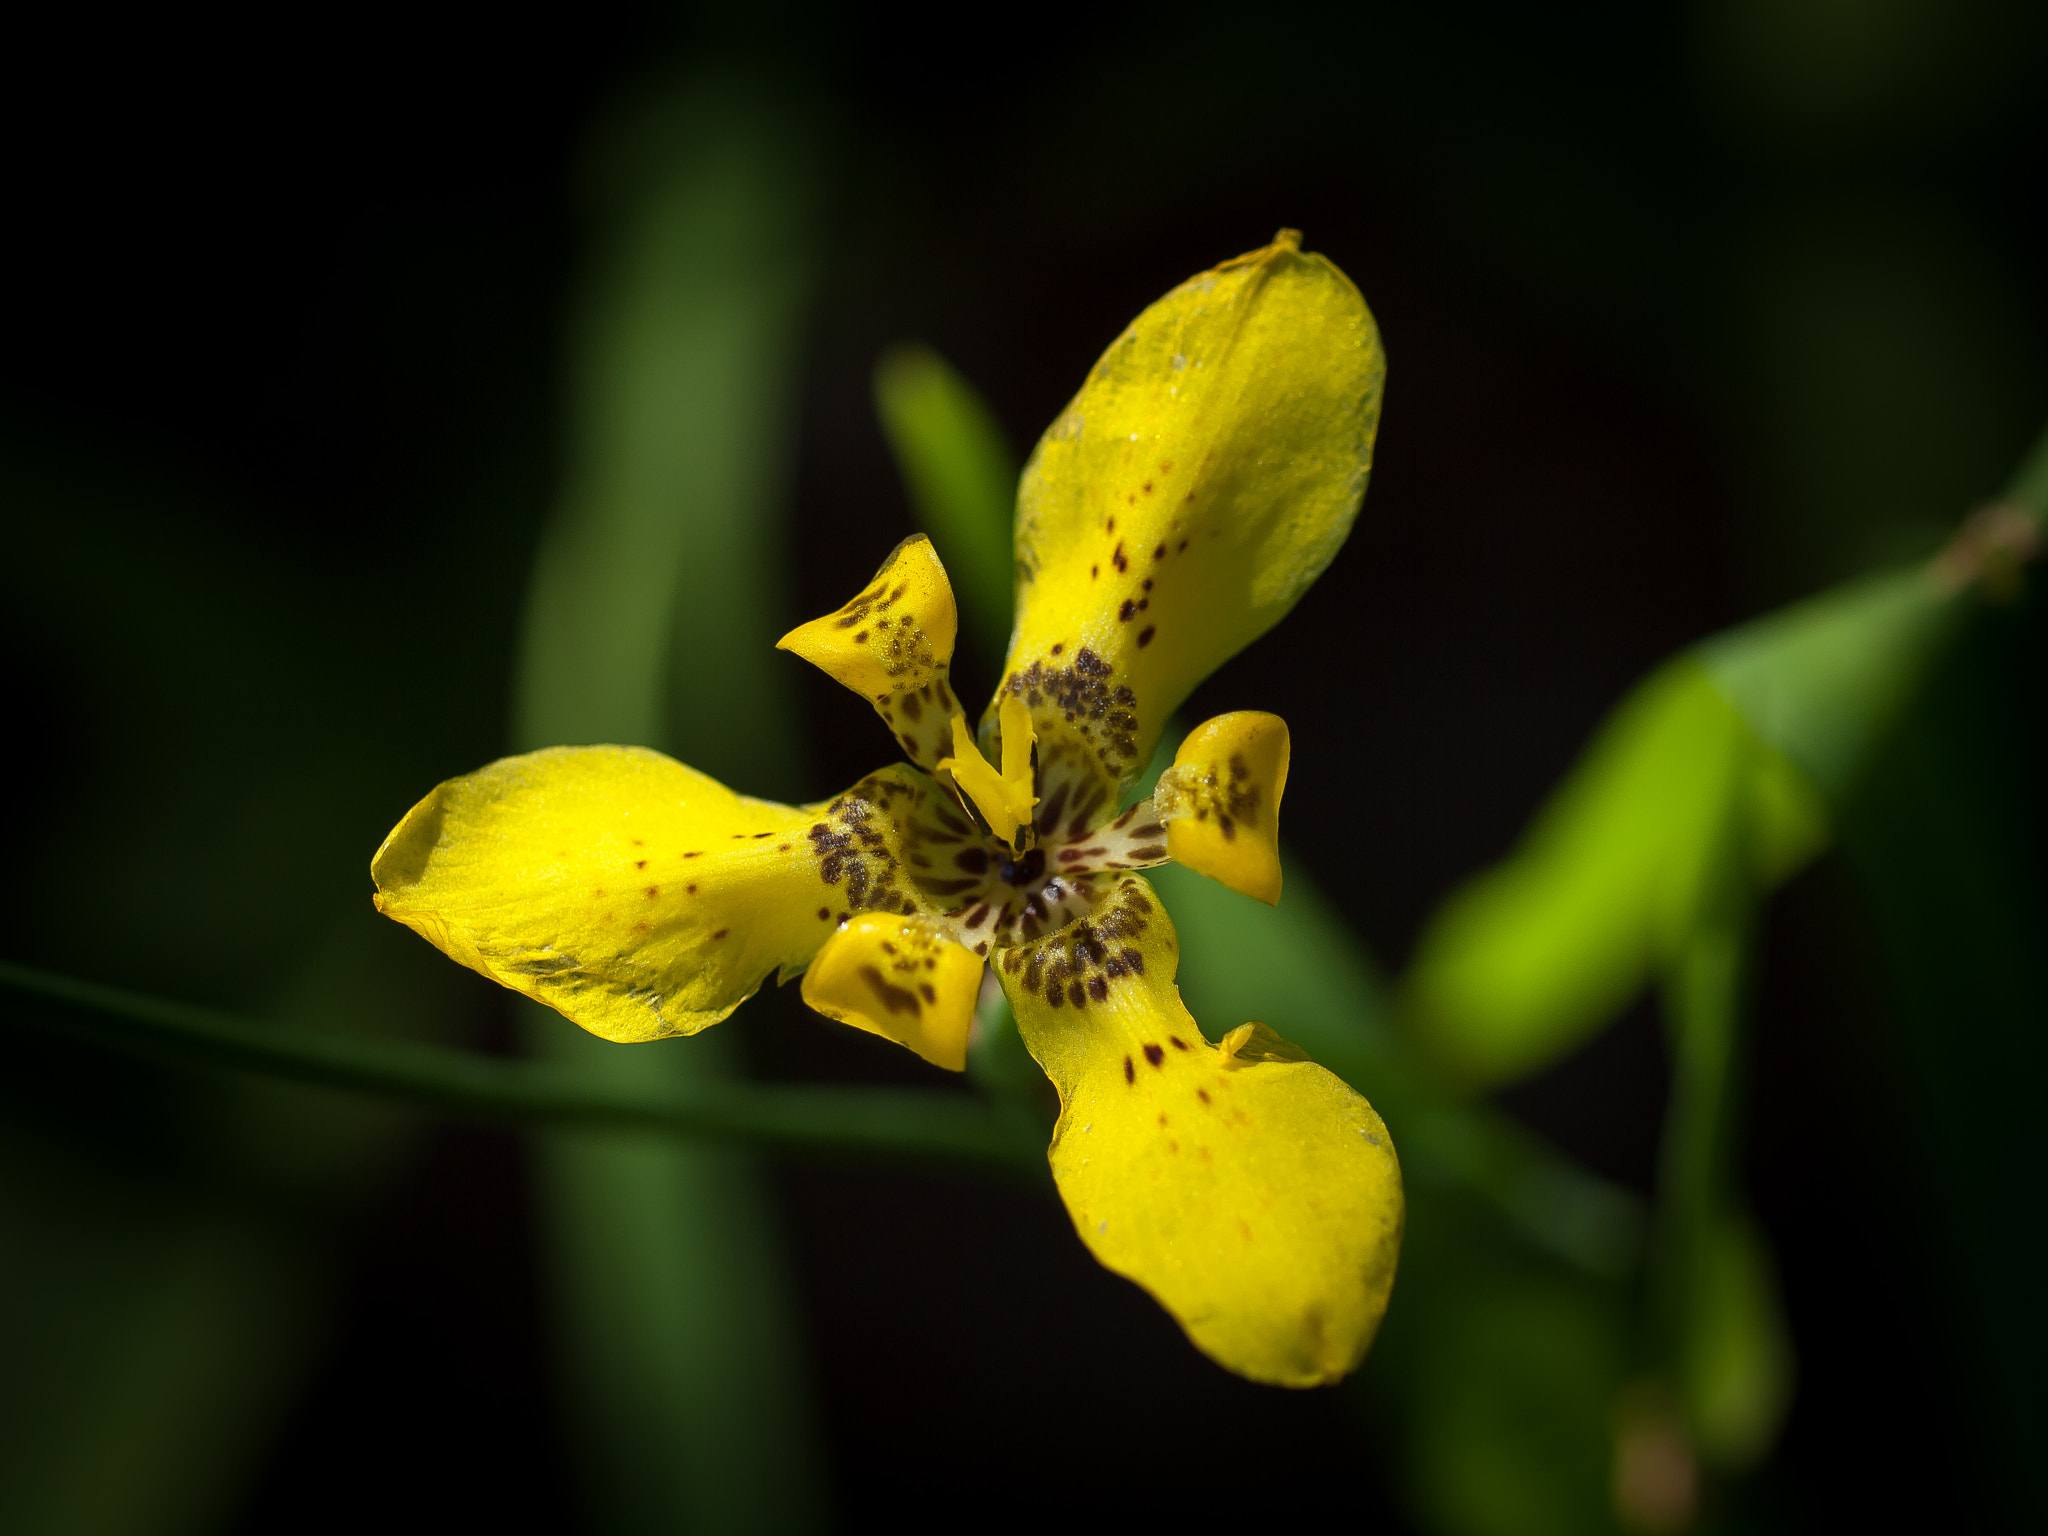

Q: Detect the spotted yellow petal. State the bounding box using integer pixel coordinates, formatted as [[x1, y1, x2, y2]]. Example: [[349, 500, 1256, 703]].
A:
[[800, 912, 984, 1071], [778, 534, 963, 769], [1155, 711, 1290, 904], [371, 746, 955, 1042], [994, 874, 1402, 1386], [995, 230, 1382, 813]]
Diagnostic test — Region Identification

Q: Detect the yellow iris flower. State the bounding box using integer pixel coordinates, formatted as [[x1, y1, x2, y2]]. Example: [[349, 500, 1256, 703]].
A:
[[372, 230, 1401, 1387]]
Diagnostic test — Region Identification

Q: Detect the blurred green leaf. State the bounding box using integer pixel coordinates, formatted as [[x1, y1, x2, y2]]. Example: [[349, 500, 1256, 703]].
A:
[[1402, 660, 1816, 1088], [513, 71, 827, 1536], [1403, 1272, 1629, 1536], [1400, 419, 2048, 1091], [1650, 860, 1795, 1479], [873, 343, 1019, 650], [1679, 1207, 1795, 1473], [1699, 569, 1954, 800]]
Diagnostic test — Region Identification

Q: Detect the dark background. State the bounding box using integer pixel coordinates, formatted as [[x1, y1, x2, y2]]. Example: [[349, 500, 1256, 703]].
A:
[[4, 1, 2044, 1530]]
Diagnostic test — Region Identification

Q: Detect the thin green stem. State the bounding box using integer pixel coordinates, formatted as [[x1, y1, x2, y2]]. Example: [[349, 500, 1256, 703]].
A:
[[0, 959, 1046, 1175]]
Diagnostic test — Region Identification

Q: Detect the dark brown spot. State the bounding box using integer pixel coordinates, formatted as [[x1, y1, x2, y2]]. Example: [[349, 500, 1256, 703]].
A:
[[1137, 625, 1156, 647], [636, 860, 648, 870], [1112, 542, 1128, 572], [854, 629, 868, 643], [1170, 1036, 1188, 1051], [1153, 543, 1166, 559], [860, 965, 922, 1016], [1051, 642, 1064, 655], [684, 850, 702, 858], [1087, 975, 1109, 1001], [919, 983, 938, 1005], [645, 886, 660, 898], [711, 928, 729, 940], [1129, 845, 1167, 860], [1118, 599, 1138, 622], [1198, 1088, 1211, 1104], [1143, 1043, 1165, 1067], [686, 884, 697, 894], [1123, 1055, 1136, 1084], [818, 907, 831, 920]]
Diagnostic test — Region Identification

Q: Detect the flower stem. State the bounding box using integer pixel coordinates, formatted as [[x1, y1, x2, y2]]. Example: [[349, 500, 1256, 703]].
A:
[[0, 958, 1047, 1175]]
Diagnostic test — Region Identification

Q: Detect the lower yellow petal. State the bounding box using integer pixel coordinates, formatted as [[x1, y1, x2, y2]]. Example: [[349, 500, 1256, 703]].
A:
[[371, 746, 949, 1042], [800, 912, 983, 1071], [1155, 711, 1289, 904], [995, 875, 1402, 1386]]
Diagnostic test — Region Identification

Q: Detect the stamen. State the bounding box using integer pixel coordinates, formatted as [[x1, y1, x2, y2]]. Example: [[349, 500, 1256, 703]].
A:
[[936, 696, 1039, 853]]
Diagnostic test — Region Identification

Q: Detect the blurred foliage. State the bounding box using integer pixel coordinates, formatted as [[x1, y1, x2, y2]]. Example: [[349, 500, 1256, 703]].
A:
[[511, 71, 826, 1536], [872, 344, 1019, 658], [2, 2, 2046, 1532]]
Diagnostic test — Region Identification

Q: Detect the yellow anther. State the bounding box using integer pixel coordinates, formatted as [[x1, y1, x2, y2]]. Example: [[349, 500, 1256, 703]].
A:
[[937, 695, 1039, 850], [1217, 1020, 1311, 1068]]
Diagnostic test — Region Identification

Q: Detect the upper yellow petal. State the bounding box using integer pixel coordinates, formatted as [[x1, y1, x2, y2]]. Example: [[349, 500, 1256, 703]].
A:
[[994, 230, 1382, 810], [777, 534, 963, 770], [1155, 711, 1290, 905], [995, 874, 1403, 1386], [370, 746, 955, 1042]]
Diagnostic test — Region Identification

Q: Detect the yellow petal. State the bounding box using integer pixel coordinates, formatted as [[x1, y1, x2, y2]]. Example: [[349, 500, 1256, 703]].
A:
[[778, 534, 963, 770], [995, 874, 1403, 1386], [1154, 711, 1290, 904], [800, 912, 984, 1071], [935, 695, 1039, 852], [996, 231, 1382, 812], [371, 746, 954, 1042]]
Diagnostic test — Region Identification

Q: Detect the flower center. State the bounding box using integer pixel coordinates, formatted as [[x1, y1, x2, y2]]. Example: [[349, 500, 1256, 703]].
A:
[[898, 785, 1172, 959], [996, 847, 1046, 886]]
